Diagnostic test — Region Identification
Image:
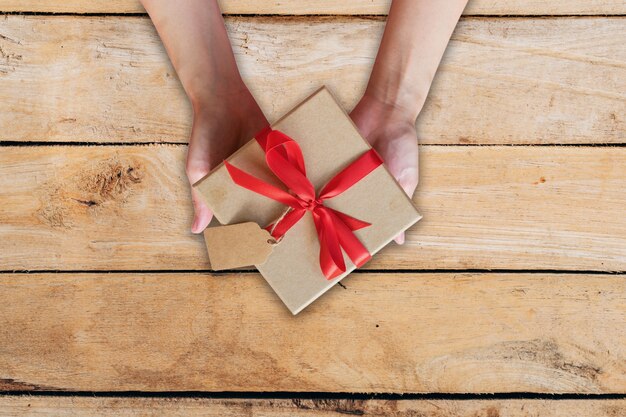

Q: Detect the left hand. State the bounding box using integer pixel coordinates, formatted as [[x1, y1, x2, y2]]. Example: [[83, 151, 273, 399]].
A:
[[350, 93, 419, 244]]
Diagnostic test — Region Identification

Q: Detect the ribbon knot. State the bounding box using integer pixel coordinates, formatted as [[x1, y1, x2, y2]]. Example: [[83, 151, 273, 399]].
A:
[[224, 128, 383, 280], [300, 198, 322, 210]]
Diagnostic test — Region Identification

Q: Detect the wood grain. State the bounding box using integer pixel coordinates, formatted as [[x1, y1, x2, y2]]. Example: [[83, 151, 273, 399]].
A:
[[0, 16, 624, 144], [0, 397, 624, 417], [1, 0, 625, 15], [1, 145, 624, 271], [0, 1, 623, 410], [0, 272, 624, 392]]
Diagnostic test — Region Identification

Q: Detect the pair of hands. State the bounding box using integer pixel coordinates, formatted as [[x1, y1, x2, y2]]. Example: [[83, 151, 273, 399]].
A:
[[142, 0, 466, 246], [186, 86, 419, 244]]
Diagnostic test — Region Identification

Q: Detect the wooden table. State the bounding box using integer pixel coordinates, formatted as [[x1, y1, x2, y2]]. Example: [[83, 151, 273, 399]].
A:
[[1, 1, 625, 415]]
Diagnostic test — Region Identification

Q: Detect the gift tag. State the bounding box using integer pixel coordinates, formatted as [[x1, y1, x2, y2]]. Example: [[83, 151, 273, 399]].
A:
[[203, 222, 275, 270]]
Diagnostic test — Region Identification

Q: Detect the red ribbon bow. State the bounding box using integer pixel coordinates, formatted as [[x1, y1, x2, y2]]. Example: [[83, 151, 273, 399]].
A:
[[224, 127, 383, 279]]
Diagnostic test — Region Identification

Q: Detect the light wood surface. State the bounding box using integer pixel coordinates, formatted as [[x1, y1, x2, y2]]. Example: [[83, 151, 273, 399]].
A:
[[1, 145, 624, 271], [0, 0, 624, 410], [0, 16, 624, 144], [1, 0, 625, 15], [0, 397, 624, 417], [0, 272, 623, 392]]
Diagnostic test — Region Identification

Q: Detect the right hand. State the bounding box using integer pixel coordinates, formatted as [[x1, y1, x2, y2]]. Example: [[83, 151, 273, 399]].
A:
[[186, 86, 268, 233], [350, 92, 420, 245]]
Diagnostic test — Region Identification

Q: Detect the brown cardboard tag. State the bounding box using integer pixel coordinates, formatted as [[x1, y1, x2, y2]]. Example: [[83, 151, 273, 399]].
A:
[[203, 222, 274, 270]]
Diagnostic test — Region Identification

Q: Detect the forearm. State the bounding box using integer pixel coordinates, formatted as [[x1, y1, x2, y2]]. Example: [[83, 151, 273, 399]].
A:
[[366, 0, 468, 120], [140, 0, 244, 109]]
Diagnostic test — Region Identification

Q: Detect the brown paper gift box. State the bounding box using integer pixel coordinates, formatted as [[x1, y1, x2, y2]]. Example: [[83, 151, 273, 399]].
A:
[[194, 87, 421, 314]]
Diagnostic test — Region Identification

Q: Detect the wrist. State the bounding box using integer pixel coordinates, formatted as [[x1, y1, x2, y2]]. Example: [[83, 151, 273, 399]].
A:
[[359, 84, 424, 125], [188, 75, 248, 114], [362, 76, 428, 122], [190, 83, 268, 142], [364, 54, 435, 122], [351, 90, 418, 145]]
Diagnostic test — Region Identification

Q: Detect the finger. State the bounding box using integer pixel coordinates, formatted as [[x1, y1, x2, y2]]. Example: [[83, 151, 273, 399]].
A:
[[381, 131, 419, 199], [397, 167, 419, 199], [190, 187, 213, 234], [186, 148, 213, 234], [392, 167, 419, 245]]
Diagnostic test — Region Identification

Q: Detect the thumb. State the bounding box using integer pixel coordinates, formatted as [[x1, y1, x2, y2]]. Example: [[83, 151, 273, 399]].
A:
[[186, 153, 213, 234], [393, 166, 419, 245], [397, 166, 419, 200], [186, 113, 220, 234]]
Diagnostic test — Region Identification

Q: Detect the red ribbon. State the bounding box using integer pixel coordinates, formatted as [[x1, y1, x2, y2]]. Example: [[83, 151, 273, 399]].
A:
[[224, 127, 383, 280]]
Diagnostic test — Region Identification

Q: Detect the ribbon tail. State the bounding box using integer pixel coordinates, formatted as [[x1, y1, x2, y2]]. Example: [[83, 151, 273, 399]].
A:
[[327, 209, 372, 269], [325, 207, 371, 231], [313, 210, 346, 280]]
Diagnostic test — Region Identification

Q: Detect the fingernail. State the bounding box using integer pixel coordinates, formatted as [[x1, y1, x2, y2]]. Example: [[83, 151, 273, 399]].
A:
[[191, 218, 199, 234], [395, 233, 405, 245]]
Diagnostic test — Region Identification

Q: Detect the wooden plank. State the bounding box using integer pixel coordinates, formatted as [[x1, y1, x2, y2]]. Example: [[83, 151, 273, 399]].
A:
[[0, 272, 624, 392], [1, 0, 625, 15], [0, 16, 623, 144], [1, 145, 624, 271], [0, 397, 624, 417]]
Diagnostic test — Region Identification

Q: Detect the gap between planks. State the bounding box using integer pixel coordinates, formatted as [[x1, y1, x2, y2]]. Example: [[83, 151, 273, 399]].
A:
[[0, 397, 624, 417], [0, 391, 626, 405], [1, 270, 625, 275], [1, 142, 626, 147], [2, 12, 626, 17], [0, 391, 625, 399]]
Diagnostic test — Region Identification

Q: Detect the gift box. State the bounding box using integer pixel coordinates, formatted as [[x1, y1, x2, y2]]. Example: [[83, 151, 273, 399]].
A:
[[194, 87, 421, 314]]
